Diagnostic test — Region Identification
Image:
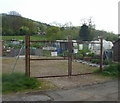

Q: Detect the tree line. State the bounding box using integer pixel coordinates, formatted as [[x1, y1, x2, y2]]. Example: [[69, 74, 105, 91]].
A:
[[1, 12, 118, 41]]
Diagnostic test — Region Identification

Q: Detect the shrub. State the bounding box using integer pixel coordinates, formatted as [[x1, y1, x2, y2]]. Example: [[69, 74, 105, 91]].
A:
[[91, 59, 112, 65], [91, 59, 100, 64], [31, 43, 45, 49], [103, 59, 112, 65], [78, 49, 90, 57], [2, 73, 40, 93], [94, 63, 120, 77], [73, 53, 83, 59], [63, 50, 69, 56], [7, 43, 21, 48], [87, 53, 96, 57]]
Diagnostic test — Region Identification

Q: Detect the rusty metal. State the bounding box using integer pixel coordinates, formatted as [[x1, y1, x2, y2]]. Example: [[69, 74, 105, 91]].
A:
[[30, 58, 68, 60], [30, 58, 86, 61], [25, 34, 30, 77], [34, 73, 93, 78], [30, 40, 100, 44], [68, 36, 72, 77], [100, 37, 103, 72], [75, 42, 98, 44], [30, 40, 67, 43], [25, 35, 102, 78]]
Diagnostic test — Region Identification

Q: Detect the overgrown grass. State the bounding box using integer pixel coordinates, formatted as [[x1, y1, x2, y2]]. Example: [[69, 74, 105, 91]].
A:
[[2, 36, 25, 40], [94, 63, 120, 77], [91, 59, 113, 65], [2, 36, 48, 41], [2, 73, 40, 93]]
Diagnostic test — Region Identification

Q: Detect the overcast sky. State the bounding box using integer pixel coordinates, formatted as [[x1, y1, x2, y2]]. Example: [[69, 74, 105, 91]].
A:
[[0, 0, 119, 34]]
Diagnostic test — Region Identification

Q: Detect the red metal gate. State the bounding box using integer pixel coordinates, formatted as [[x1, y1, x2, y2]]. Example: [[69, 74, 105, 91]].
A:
[[25, 34, 103, 78]]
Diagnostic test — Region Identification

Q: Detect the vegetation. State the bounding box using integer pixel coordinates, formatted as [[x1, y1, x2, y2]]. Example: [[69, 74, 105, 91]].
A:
[[2, 73, 40, 93], [91, 59, 112, 65], [2, 36, 25, 40], [8, 11, 22, 16], [79, 24, 90, 41], [95, 63, 120, 77], [1, 13, 49, 36], [1, 13, 118, 41]]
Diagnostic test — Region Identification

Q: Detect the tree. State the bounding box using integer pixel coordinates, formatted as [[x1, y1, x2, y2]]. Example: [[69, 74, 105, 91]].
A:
[[19, 26, 29, 35], [8, 11, 22, 16], [79, 24, 90, 41], [46, 26, 60, 40]]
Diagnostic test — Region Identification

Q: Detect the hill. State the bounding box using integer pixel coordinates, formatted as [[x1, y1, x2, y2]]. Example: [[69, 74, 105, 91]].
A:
[[1, 13, 118, 41], [1, 13, 49, 36]]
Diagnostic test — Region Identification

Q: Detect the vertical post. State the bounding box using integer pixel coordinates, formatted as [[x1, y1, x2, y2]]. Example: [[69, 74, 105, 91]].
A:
[[100, 37, 103, 72], [68, 36, 72, 77], [25, 34, 30, 77]]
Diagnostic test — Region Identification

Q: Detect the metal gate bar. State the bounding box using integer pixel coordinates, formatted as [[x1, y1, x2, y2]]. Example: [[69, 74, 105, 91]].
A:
[[30, 58, 67, 60], [25, 35, 103, 78], [34, 73, 93, 78]]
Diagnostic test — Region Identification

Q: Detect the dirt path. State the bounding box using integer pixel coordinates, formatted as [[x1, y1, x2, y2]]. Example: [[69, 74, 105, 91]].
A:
[[43, 74, 114, 89], [2, 57, 118, 101], [2, 57, 97, 77]]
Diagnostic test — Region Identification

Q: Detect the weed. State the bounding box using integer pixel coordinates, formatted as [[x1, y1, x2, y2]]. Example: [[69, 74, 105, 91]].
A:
[[94, 63, 120, 77], [2, 73, 40, 93]]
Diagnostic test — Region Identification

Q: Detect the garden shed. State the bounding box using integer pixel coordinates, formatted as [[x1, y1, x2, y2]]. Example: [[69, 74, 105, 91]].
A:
[[113, 39, 120, 62], [0, 40, 3, 56]]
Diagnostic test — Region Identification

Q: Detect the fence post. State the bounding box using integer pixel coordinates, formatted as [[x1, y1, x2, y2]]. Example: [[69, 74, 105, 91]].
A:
[[100, 37, 103, 72], [68, 36, 72, 77], [25, 34, 30, 77]]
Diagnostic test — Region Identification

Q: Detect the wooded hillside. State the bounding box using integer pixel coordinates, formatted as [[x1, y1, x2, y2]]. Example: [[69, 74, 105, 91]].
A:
[[1, 13, 118, 41]]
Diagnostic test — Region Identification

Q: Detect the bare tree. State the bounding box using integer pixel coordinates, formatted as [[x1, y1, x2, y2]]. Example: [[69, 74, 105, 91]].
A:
[[8, 11, 22, 16]]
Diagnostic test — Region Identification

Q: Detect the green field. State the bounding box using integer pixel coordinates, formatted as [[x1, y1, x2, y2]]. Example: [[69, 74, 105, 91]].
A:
[[1, 36, 48, 41]]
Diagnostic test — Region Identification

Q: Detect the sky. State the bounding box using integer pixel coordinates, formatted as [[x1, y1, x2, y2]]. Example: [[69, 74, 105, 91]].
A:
[[0, 0, 119, 34]]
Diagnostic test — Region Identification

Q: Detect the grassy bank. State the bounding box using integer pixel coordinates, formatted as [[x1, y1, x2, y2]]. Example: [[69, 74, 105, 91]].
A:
[[94, 63, 120, 77], [1, 36, 48, 41], [2, 73, 57, 94], [1, 36, 25, 40], [2, 73, 40, 94]]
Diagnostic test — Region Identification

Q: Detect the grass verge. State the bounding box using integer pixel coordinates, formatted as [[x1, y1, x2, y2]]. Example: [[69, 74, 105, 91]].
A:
[[94, 63, 120, 77], [1, 36, 47, 41], [2, 73, 40, 94]]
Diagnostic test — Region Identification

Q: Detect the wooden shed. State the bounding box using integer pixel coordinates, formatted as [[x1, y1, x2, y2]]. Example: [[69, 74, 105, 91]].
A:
[[113, 39, 120, 62], [0, 40, 3, 56]]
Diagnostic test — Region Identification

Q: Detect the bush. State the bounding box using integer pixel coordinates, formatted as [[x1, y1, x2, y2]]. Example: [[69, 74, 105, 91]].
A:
[[31, 43, 45, 49], [103, 59, 112, 65], [95, 63, 120, 77], [102, 63, 120, 77], [7, 43, 21, 48], [78, 49, 90, 57], [91, 59, 100, 64], [87, 53, 96, 57], [63, 50, 69, 56], [2, 73, 40, 93], [73, 53, 83, 59], [91, 59, 112, 65]]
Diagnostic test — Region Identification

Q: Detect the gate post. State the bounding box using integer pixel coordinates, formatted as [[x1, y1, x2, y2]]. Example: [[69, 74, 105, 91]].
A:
[[68, 36, 72, 77], [25, 34, 30, 77], [100, 37, 103, 72]]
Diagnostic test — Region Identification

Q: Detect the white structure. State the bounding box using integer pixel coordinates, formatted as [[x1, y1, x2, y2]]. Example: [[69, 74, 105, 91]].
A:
[[51, 52, 57, 56], [89, 39, 113, 55]]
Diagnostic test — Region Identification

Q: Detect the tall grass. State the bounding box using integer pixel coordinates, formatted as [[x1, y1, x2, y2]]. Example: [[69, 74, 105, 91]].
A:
[[94, 63, 120, 77], [2, 36, 48, 41], [2, 36, 25, 40], [2, 73, 40, 93]]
